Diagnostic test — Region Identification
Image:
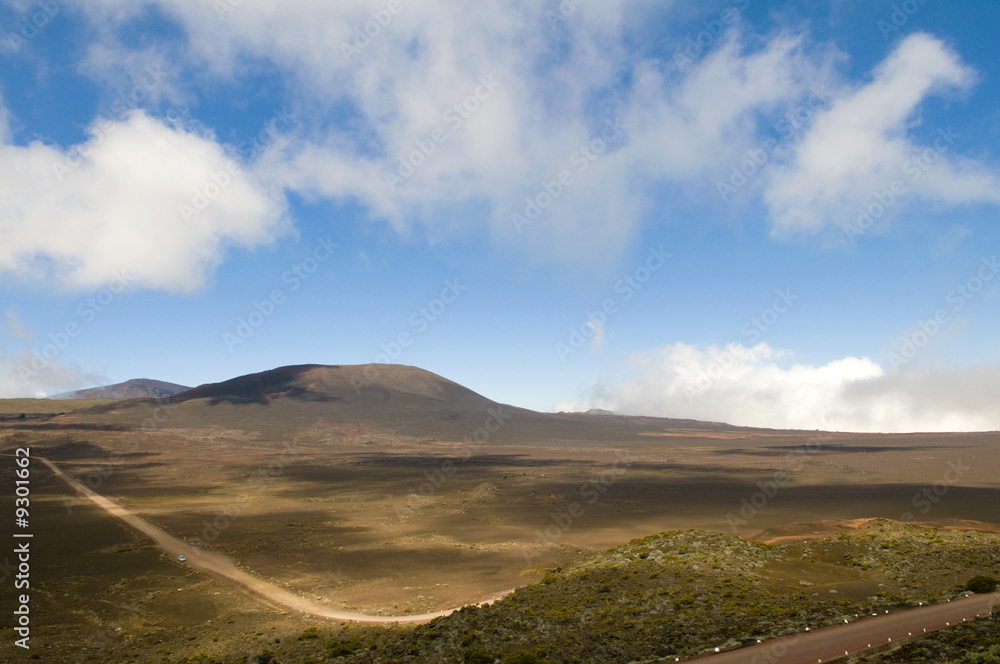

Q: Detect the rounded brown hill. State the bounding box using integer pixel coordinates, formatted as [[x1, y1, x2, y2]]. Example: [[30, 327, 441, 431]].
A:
[[71, 363, 747, 443], [121, 364, 511, 440], [171, 364, 495, 409]]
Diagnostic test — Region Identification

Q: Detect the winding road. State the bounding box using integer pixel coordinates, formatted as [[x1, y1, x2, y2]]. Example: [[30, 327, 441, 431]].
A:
[[41, 455, 998, 658], [691, 590, 998, 664], [40, 456, 510, 624]]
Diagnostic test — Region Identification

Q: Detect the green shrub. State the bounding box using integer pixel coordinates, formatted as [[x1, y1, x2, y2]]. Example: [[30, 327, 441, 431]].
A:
[[327, 636, 364, 657], [463, 648, 498, 664], [506, 649, 550, 664], [251, 649, 278, 664], [963, 645, 1000, 664], [965, 576, 998, 594]]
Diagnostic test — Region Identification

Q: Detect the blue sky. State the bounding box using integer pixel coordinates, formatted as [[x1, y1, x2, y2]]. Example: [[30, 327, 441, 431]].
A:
[[1, 0, 999, 432]]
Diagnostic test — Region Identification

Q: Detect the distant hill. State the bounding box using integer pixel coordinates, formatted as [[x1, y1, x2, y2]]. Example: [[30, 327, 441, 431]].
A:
[[69, 363, 746, 443], [168, 363, 490, 409], [52, 379, 191, 400]]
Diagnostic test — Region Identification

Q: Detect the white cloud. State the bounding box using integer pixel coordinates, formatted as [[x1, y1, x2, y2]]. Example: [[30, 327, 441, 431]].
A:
[[0, 109, 289, 292], [563, 342, 1000, 433], [627, 33, 827, 177], [50, 8, 1000, 263], [66, 2, 834, 263], [587, 320, 606, 355], [765, 33, 1000, 237], [3, 312, 34, 341], [79, 44, 188, 112], [0, 348, 106, 398]]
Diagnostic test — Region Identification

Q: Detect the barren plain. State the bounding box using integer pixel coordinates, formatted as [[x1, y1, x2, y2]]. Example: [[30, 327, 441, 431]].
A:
[[1, 364, 998, 663]]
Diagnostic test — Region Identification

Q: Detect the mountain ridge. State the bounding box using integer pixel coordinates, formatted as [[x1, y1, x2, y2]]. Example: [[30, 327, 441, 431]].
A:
[[67, 363, 756, 443], [52, 378, 191, 400], [168, 363, 497, 408]]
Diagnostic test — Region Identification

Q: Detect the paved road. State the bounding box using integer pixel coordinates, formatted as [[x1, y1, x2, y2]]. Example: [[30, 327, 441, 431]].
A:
[[692, 591, 999, 664], [40, 456, 511, 624]]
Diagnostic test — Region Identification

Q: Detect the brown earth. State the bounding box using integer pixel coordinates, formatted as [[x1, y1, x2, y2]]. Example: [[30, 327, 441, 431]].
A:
[[1, 364, 998, 661]]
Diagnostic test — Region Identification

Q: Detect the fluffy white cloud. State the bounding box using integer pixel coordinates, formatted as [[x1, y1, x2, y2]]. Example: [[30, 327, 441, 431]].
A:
[[627, 33, 827, 178], [765, 33, 1000, 237], [18, 7, 999, 278], [558, 342, 1000, 433], [67, 2, 831, 261], [0, 109, 288, 292]]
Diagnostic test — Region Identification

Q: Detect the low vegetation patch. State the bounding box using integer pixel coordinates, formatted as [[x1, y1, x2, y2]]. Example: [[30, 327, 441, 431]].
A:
[[855, 612, 1000, 664], [964, 576, 998, 594], [328, 521, 999, 664], [51, 521, 1000, 664]]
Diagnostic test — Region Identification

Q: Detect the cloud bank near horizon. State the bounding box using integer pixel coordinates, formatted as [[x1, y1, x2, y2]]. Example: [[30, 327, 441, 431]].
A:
[[555, 342, 1000, 433]]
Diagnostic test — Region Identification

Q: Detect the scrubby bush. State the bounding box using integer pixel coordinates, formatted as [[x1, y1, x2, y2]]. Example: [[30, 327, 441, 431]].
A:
[[963, 644, 1000, 664], [463, 648, 498, 664], [965, 576, 998, 594], [506, 648, 550, 664], [328, 636, 364, 657], [331, 526, 1000, 663], [250, 649, 278, 664]]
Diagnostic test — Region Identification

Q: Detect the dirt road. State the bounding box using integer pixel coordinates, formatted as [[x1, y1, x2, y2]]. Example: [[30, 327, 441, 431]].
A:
[[40, 457, 510, 624], [41, 455, 998, 647], [692, 591, 999, 664]]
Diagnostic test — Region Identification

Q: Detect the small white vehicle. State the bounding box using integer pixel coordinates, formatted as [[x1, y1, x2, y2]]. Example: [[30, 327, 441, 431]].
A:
[[178, 555, 187, 562]]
